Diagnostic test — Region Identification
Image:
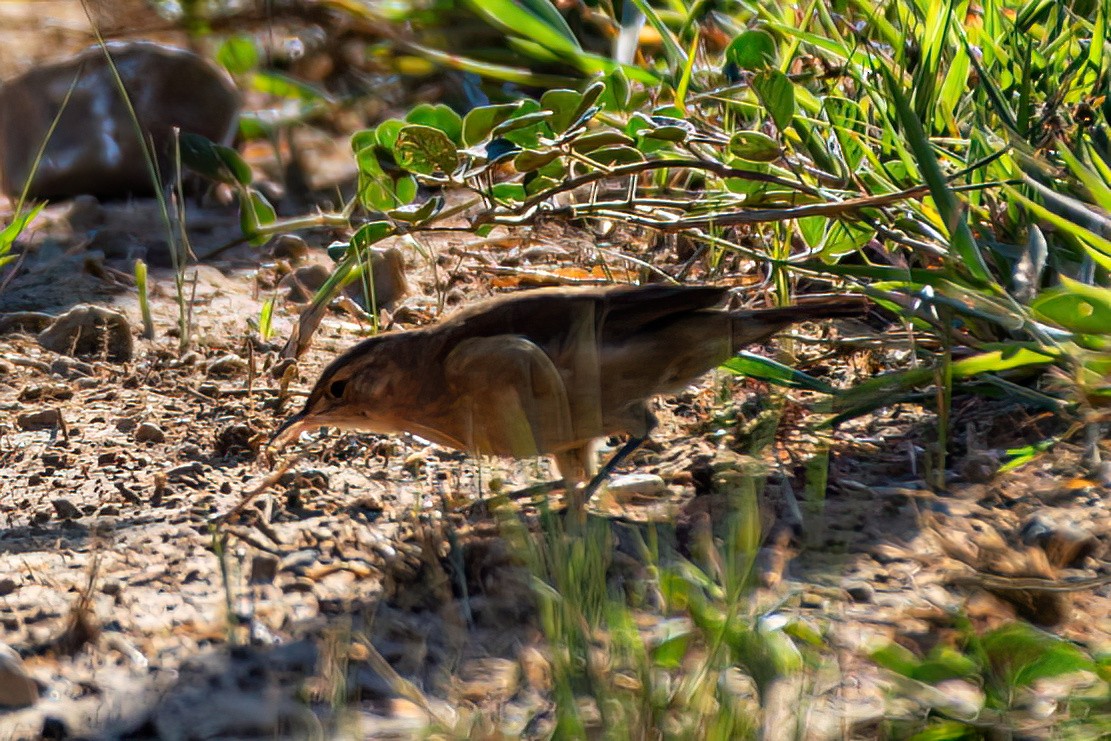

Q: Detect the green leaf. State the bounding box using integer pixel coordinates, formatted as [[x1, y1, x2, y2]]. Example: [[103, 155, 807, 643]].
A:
[[513, 149, 561, 172], [540, 89, 582, 134], [726, 30, 777, 71], [722, 352, 836, 393], [492, 110, 553, 136], [876, 63, 993, 285], [982, 623, 1094, 690], [0, 201, 44, 256], [585, 145, 646, 166], [491, 182, 527, 203], [575, 82, 605, 121], [823, 97, 868, 171], [752, 70, 795, 131], [728, 131, 781, 162], [913, 647, 979, 683], [393, 125, 460, 175], [405, 103, 463, 144], [389, 195, 444, 223], [821, 221, 875, 261], [650, 632, 691, 669], [355, 148, 408, 211], [251, 71, 329, 103], [351, 221, 395, 250], [907, 721, 980, 741], [216, 34, 259, 75], [570, 130, 635, 153], [464, 0, 581, 55], [600, 68, 631, 111], [179, 132, 252, 186], [1032, 276, 1111, 335], [394, 175, 418, 205], [376, 119, 407, 150], [462, 103, 520, 146], [258, 296, 275, 341], [239, 188, 276, 246], [870, 643, 921, 678]]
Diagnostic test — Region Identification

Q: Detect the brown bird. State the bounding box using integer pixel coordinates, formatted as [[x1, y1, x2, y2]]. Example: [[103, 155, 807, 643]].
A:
[[271, 284, 865, 519]]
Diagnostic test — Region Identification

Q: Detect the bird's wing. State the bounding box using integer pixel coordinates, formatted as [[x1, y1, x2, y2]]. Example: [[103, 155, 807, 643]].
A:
[[443, 335, 582, 459]]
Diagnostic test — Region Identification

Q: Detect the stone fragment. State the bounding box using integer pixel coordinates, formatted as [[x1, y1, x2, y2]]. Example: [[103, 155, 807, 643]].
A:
[[280, 247, 408, 309], [606, 473, 669, 502], [844, 581, 875, 603], [0, 42, 240, 199], [134, 422, 166, 444], [269, 234, 309, 261], [250, 554, 279, 585], [455, 658, 519, 704], [206, 354, 247, 377], [0, 311, 54, 335], [66, 194, 104, 231], [51, 499, 82, 520], [38, 304, 133, 362], [17, 408, 63, 431], [1019, 513, 1100, 568]]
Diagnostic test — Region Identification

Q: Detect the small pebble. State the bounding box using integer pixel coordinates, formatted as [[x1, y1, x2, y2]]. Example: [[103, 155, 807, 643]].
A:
[[250, 554, 280, 585], [456, 658, 519, 703], [270, 234, 309, 261], [51, 499, 81, 520], [606, 473, 669, 502], [844, 581, 875, 603], [17, 408, 63, 431], [206, 354, 247, 377], [134, 422, 166, 444], [37, 304, 133, 363]]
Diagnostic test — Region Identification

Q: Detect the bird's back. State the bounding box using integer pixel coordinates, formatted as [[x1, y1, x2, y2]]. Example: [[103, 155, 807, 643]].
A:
[[437, 284, 730, 351]]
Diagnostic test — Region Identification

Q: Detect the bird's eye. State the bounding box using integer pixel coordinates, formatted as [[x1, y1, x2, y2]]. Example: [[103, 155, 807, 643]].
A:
[[328, 379, 348, 398]]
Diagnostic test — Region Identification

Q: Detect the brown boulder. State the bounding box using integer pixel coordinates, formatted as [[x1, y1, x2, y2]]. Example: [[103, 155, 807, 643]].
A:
[[0, 41, 240, 199]]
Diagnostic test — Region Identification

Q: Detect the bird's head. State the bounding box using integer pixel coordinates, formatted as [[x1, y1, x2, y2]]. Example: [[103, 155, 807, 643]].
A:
[[268, 338, 398, 451]]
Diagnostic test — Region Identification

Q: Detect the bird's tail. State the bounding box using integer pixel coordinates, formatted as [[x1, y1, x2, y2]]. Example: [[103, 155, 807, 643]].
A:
[[729, 296, 869, 350]]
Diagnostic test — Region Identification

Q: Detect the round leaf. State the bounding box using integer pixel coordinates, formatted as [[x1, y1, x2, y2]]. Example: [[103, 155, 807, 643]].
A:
[[514, 149, 562, 172], [393, 125, 460, 175], [728, 131, 781, 162], [540, 89, 582, 133], [405, 103, 463, 144], [462, 103, 520, 146], [726, 30, 777, 71]]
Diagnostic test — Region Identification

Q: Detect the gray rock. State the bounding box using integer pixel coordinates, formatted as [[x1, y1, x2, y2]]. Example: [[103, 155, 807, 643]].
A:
[[38, 304, 133, 362], [67, 194, 104, 231], [0, 42, 240, 199]]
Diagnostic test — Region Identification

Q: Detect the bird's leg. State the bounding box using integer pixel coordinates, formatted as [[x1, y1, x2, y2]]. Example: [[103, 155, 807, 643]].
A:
[[580, 435, 648, 502], [553, 449, 589, 525]]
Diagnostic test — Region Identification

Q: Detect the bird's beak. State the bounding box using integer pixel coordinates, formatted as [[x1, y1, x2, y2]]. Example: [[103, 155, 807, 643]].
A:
[[268, 412, 313, 451]]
